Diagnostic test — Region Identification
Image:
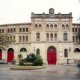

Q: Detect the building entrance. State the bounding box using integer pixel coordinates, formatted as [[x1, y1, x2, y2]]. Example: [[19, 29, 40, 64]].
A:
[[47, 46, 57, 65]]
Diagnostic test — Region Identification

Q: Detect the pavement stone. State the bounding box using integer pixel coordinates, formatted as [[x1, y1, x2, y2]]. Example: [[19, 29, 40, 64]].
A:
[[0, 64, 80, 80]]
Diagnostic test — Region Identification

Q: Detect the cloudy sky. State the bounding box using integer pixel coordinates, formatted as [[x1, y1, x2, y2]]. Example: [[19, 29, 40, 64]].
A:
[[0, 0, 80, 24]]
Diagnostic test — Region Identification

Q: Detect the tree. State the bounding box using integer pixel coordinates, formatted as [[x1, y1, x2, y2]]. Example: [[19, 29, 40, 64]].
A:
[[17, 54, 23, 65], [17, 54, 23, 60], [0, 33, 15, 50]]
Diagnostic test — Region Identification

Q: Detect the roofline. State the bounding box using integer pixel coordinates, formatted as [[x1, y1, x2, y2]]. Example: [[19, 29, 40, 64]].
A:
[[72, 23, 80, 26], [0, 22, 31, 26]]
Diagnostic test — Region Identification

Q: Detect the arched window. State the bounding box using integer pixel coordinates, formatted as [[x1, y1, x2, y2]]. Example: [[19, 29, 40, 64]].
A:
[[50, 33, 53, 41], [64, 49, 68, 57], [23, 28, 25, 32], [74, 48, 80, 52], [39, 24, 41, 27], [50, 24, 53, 29], [64, 33, 67, 41], [54, 24, 57, 29], [62, 24, 65, 29], [35, 24, 38, 27], [36, 32, 40, 41], [8, 48, 14, 52], [46, 24, 49, 29], [46, 33, 49, 41], [36, 48, 40, 55], [26, 28, 28, 32], [66, 24, 69, 29], [54, 33, 57, 40], [20, 48, 27, 52]]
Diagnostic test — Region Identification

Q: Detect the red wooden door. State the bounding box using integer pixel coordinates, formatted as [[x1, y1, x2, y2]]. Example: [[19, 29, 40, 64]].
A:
[[0, 52, 2, 60], [7, 52, 14, 62], [47, 50, 56, 65]]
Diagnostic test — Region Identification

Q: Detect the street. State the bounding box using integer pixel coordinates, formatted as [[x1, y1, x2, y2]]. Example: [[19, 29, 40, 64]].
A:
[[0, 64, 80, 80]]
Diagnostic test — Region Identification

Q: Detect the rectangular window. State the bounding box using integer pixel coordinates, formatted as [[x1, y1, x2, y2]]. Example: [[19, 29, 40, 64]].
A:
[[73, 36, 74, 42], [72, 28, 74, 32], [23, 28, 25, 32], [19, 28, 22, 32], [26, 28, 28, 32], [75, 28, 77, 32], [23, 36, 25, 42], [11, 28, 12, 33], [64, 33, 68, 41], [7, 29, 9, 33], [2, 29, 4, 33], [19, 36, 21, 42], [26, 36, 28, 42], [14, 28, 16, 32], [64, 49, 68, 57], [13, 36, 15, 40], [0, 29, 1, 33]]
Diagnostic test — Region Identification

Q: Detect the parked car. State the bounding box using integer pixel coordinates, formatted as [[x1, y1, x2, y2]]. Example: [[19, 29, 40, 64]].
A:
[[0, 60, 8, 64]]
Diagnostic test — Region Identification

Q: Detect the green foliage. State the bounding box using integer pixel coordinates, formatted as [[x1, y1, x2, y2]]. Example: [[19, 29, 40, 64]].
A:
[[17, 53, 43, 66], [33, 55, 43, 66], [26, 54, 36, 63], [26, 53, 43, 66], [0, 34, 15, 50], [17, 54, 23, 60]]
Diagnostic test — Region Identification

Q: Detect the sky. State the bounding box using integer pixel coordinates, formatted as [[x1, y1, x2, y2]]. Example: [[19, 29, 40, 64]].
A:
[[0, 0, 80, 24]]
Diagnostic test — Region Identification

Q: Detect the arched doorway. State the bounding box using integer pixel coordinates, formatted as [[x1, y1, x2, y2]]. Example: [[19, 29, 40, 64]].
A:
[[47, 46, 57, 65], [0, 49, 2, 60], [7, 48, 14, 62]]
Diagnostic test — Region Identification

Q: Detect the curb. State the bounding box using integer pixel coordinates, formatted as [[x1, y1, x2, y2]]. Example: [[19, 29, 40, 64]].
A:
[[10, 66, 46, 70]]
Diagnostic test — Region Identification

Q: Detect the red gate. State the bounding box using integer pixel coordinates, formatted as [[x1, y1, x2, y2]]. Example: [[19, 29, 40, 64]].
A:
[[0, 52, 2, 60], [7, 48, 14, 62], [7, 52, 14, 62], [47, 46, 56, 65], [0, 49, 2, 60]]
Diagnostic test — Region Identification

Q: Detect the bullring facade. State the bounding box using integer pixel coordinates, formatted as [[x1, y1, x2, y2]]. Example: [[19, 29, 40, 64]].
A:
[[0, 8, 80, 65]]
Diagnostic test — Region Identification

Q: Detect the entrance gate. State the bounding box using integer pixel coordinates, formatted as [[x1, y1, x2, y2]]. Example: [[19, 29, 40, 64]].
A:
[[7, 48, 14, 62], [47, 46, 57, 65]]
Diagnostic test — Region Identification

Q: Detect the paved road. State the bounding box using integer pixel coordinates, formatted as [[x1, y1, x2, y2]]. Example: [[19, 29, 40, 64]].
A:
[[0, 64, 80, 80]]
